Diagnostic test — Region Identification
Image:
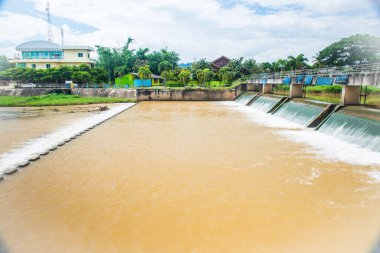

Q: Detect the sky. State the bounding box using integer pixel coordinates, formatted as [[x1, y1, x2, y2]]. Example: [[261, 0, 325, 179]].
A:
[[0, 0, 379, 63]]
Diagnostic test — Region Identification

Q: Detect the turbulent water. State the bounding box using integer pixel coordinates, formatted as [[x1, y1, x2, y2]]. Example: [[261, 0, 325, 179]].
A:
[[273, 100, 324, 126], [235, 92, 257, 105], [318, 109, 380, 152], [249, 95, 281, 112], [0, 102, 380, 253]]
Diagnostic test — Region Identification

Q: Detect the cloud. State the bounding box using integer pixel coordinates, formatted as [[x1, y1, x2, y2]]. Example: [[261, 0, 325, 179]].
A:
[[1, 0, 380, 62]]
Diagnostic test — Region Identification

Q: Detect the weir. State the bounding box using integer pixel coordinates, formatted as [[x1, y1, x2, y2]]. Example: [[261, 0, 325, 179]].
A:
[[272, 100, 325, 126], [317, 108, 380, 152], [0, 103, 136, 179], [235, 92, 258, 105], [236, 92, 380, 151], [249, 95, 282, 113]]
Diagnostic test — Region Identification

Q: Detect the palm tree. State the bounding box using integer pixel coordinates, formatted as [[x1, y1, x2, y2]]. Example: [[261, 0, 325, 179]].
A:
[[203, 68, 214, 86], [158, 61, 171, 86], [196, 69, 205, 87], [312, 53, 323, 68], [178, 69, 190, 86], [277, 59, 288, 72], [138, 65, 152, 86], [219, 66, 232, 86]]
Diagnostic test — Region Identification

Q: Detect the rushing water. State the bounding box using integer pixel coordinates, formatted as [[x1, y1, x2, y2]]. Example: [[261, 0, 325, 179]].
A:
[[235, 92, 257, 105], [273, 100, 324, 126], [0, 102, 380, 253], [318, 108, 380, 152], [250, 95, 282, 112]]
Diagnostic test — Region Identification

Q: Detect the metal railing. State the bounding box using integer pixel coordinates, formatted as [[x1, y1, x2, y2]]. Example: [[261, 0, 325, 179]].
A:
[[249, 63, 380, 80]]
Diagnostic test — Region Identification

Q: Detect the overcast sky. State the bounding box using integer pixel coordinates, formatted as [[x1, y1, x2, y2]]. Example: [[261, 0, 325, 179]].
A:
[[0, 0, 379, 63]]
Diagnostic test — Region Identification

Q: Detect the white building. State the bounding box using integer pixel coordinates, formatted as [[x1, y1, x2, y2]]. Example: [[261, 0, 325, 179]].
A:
[[10, 40, 95, 69]]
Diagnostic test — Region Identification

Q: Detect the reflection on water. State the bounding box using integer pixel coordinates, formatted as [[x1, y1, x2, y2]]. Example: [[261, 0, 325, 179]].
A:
[[0, 102, 380, 253]]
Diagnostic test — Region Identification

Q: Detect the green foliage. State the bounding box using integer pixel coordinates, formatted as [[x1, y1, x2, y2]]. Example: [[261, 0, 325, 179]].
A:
[[95, 39, 179, 81], [191, 59, 211, 81], [0, 64, 106, 84], [315, 34, 380, 66], [178, 69, 191, 84], [138, 65, 152, 80], [0, 55, 14, 72], [0, 94, 135, 107], [115, 73, 134, 86]]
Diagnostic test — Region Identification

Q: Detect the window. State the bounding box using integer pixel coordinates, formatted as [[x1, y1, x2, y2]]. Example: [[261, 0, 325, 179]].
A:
[[88, 54, 90, 58], [46, 64, 51, 69], [31, 64, 36, 69], [78, 53, 83, 58]]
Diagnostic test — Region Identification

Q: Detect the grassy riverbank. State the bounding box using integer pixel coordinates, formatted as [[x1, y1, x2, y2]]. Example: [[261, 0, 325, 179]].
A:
[[0, 94, 135, 107]]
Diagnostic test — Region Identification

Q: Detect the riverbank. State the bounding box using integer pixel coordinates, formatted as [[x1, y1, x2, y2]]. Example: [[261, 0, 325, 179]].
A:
[[0, 94, 136, 107]]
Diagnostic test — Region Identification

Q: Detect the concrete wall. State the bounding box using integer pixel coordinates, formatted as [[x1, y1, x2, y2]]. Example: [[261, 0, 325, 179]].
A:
[[0, 88, 237, 101], [136, 88, 237, 101], [72, 88, 137, 100]]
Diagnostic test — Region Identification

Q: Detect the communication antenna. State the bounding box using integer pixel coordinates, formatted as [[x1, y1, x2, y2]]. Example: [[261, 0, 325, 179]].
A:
[[61, 27, 64, 46], [46, 2, 53, 42]]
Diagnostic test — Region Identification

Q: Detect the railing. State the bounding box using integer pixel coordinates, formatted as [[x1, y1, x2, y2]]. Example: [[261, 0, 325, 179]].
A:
[[249, 63, 380, 80]]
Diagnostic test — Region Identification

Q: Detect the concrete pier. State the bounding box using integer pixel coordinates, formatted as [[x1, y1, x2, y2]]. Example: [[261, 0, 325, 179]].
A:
[[262, 84, 273, 94], [341, 86, 361, 105], [290, 84, 303, 98]]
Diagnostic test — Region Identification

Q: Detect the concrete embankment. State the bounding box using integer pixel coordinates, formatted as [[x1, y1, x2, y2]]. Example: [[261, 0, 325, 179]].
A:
[[0, 88, 239, 101]]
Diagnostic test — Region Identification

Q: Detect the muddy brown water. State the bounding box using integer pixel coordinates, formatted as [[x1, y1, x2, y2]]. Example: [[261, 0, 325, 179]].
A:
[[0, 101, 380, 253]]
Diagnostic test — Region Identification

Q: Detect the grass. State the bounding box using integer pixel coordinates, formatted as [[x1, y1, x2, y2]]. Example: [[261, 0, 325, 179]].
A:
[[0, 94, 136, 107]]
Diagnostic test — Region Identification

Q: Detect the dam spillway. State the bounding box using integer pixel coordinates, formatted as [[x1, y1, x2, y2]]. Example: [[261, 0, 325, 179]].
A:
[[272, 100, 325, 126], [0, 101, 379, 253], [249, 95, 282, 112]]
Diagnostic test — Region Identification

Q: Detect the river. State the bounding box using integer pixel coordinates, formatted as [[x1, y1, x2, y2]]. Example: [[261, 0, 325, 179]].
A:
[[0, 101, 379, 253]]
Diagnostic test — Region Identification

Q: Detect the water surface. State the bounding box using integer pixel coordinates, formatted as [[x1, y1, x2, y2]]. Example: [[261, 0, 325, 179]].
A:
[[0, 102, 379, 253]]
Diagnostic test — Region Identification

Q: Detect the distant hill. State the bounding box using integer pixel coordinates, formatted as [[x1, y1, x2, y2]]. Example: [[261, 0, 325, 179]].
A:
[[179, 63, 192, 68]]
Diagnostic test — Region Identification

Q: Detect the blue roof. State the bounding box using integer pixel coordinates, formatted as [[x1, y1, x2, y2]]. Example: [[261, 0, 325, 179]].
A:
[[16, 40, 61, 51]]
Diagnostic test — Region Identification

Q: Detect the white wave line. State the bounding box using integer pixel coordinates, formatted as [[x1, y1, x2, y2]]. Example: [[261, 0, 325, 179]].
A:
[[0, 103, 135, 175]]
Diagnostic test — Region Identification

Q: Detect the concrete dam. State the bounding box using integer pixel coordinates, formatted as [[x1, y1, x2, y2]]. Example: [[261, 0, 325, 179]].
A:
[[236, 92, 380, 154]]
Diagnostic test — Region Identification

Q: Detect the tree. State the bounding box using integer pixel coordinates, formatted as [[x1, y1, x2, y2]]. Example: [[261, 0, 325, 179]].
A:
[[196, 69, 205, 86], [191, 59, 211, 81], [158, 60, 171, 85], [315, 34, 380, 66], [287, 54, 308, 70], [203, 68, 214, 85], [219, 66, 233, 86], [178, 69, 190, 85], [138, 65, 152, 86], [0, 56, 14, 71], [72, 71, 92, 84]]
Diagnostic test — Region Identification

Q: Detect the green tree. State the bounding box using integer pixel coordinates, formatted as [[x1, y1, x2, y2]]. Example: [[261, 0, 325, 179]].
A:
[[203, 68, 214, 86], [178, 69, 191, 85], [72, 71, 92, 84], [0, 56, 14, 71], [196, 69, 205, 86], [158, 60, 172, 85], [191, 59, 211, 81], [138, 65, 152, 86], [219, 66, 233, 85], [287, 54, 308, 70], [315, 34, 380, 66]]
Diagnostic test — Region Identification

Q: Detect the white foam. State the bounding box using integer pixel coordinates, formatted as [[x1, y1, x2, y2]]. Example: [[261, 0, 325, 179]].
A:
[[223, 101, 380, 167], [219, 101, 303, 129], [0, 103, 135, 175]]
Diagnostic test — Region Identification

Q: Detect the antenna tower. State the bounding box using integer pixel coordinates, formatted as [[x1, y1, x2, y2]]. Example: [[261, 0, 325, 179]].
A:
[[61, 28, 64, 46], [46, 2, 53, 42]]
